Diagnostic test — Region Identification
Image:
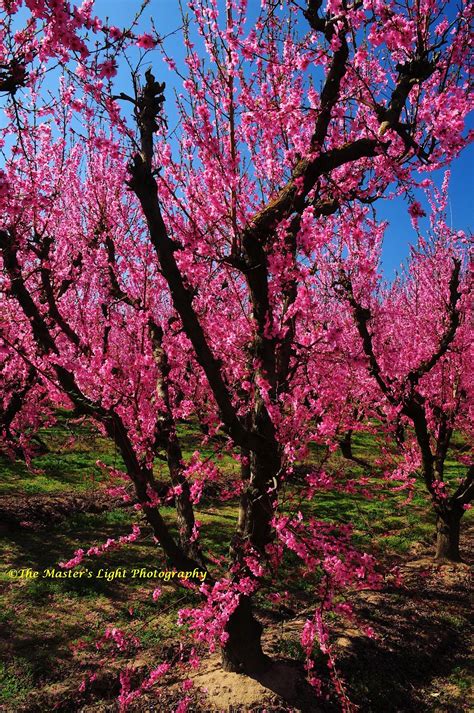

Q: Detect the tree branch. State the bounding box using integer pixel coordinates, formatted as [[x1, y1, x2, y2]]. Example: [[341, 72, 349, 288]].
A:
[[127, 74, 259, 451], [338, 271, 394, 402], [1, 229, 205, 573], [407, 258, 461, 388]]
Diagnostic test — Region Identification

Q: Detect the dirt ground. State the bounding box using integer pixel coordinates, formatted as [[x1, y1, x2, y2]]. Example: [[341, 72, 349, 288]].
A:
[[0, 491, 129, 532]]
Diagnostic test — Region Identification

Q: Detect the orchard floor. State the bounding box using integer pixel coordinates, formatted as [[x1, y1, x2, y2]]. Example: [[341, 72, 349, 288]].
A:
[[157, 544, 473, 713], [0, 417, 472, 712]]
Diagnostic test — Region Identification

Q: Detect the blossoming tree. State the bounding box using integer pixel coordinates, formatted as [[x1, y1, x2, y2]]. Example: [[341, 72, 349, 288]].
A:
[[334, 193, 472, 561], [0, 0, 472, 703], [123, 0, 472, 669]]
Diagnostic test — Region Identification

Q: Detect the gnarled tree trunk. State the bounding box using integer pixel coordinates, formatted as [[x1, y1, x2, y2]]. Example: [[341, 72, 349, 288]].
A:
[[435, 508, 462, 562], [222, 595, 270, 673]]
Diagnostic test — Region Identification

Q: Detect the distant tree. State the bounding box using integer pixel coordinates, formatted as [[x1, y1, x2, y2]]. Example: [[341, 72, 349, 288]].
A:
[[336, 201, 472, 561]]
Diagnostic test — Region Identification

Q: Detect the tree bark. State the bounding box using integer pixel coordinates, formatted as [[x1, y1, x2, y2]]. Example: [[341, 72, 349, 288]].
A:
[[223, 434, 280, 673], [221, 595, 270, 673], [165, 431, 204, 564], [149, 321, 203, 563], [339, 429, 353, 459], [435, 509, 462, 562]]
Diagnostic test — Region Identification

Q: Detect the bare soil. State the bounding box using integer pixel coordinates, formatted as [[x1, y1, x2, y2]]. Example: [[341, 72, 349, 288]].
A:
[[0, 491, 130, 532]]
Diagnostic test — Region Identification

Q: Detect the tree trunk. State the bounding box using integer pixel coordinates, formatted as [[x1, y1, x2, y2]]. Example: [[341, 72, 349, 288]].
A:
[[149, 321, 203, 563], [395, 419, 405, 445], [230, 447, 251, 559], [435, 509, 462, 562], [222, 595, 270, 673], [339, 429, 353, 459], [166, 431, 204, 564], [224, 438, 280, 673]]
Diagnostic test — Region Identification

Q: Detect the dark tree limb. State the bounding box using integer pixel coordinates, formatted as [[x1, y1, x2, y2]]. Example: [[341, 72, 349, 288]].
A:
[[127, 88, 259, 450], [338, 271, 394, 402], [0, 365, 36, 439]]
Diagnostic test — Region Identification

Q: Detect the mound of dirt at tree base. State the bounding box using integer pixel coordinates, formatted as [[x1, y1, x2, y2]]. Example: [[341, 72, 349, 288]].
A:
[[179, 568, 472, 712], [187, 657, 325, 712], [0, 491, 130, 531], [162, 527, 473, 713]]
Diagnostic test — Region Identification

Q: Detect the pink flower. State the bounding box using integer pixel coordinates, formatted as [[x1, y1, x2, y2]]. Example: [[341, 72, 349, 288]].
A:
[[108, 26, 122, 41], [136, 33, 156, 50], [190, 520, 201, 543], [408, 201, 426, 220], [98, 59, 117, 79], [59, 548, 84, 569], [0, 170, 10, 197], [142, 663, 170, 689], [175, 698, 192, 713]]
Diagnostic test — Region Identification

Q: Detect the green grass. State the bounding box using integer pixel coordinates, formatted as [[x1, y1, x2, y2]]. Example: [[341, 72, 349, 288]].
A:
[[0, 412, 241, 497], [448, 666, 472, 694], [0, 412, 118, 495], [0, 660, 34, 704]]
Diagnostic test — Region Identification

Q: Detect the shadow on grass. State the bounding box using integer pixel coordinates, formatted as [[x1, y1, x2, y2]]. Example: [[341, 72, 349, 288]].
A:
[[344, 619, 469, 712], [251, 659, 333, 712], [340, 578, 472, 712]]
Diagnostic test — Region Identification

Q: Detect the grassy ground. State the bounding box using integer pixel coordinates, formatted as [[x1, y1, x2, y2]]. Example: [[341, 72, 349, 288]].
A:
[[0, 414, 472, 712]]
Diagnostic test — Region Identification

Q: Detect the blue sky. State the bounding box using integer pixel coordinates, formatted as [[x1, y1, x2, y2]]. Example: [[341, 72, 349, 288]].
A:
[[4, 0, 469, 278]]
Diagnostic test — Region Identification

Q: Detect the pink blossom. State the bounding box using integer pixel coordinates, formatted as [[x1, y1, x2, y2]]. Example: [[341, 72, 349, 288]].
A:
[[408, 201, 426, 220], [136, 33, 156, 49], [108, 26, 123, 41], [98, 59, 117, 79]]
